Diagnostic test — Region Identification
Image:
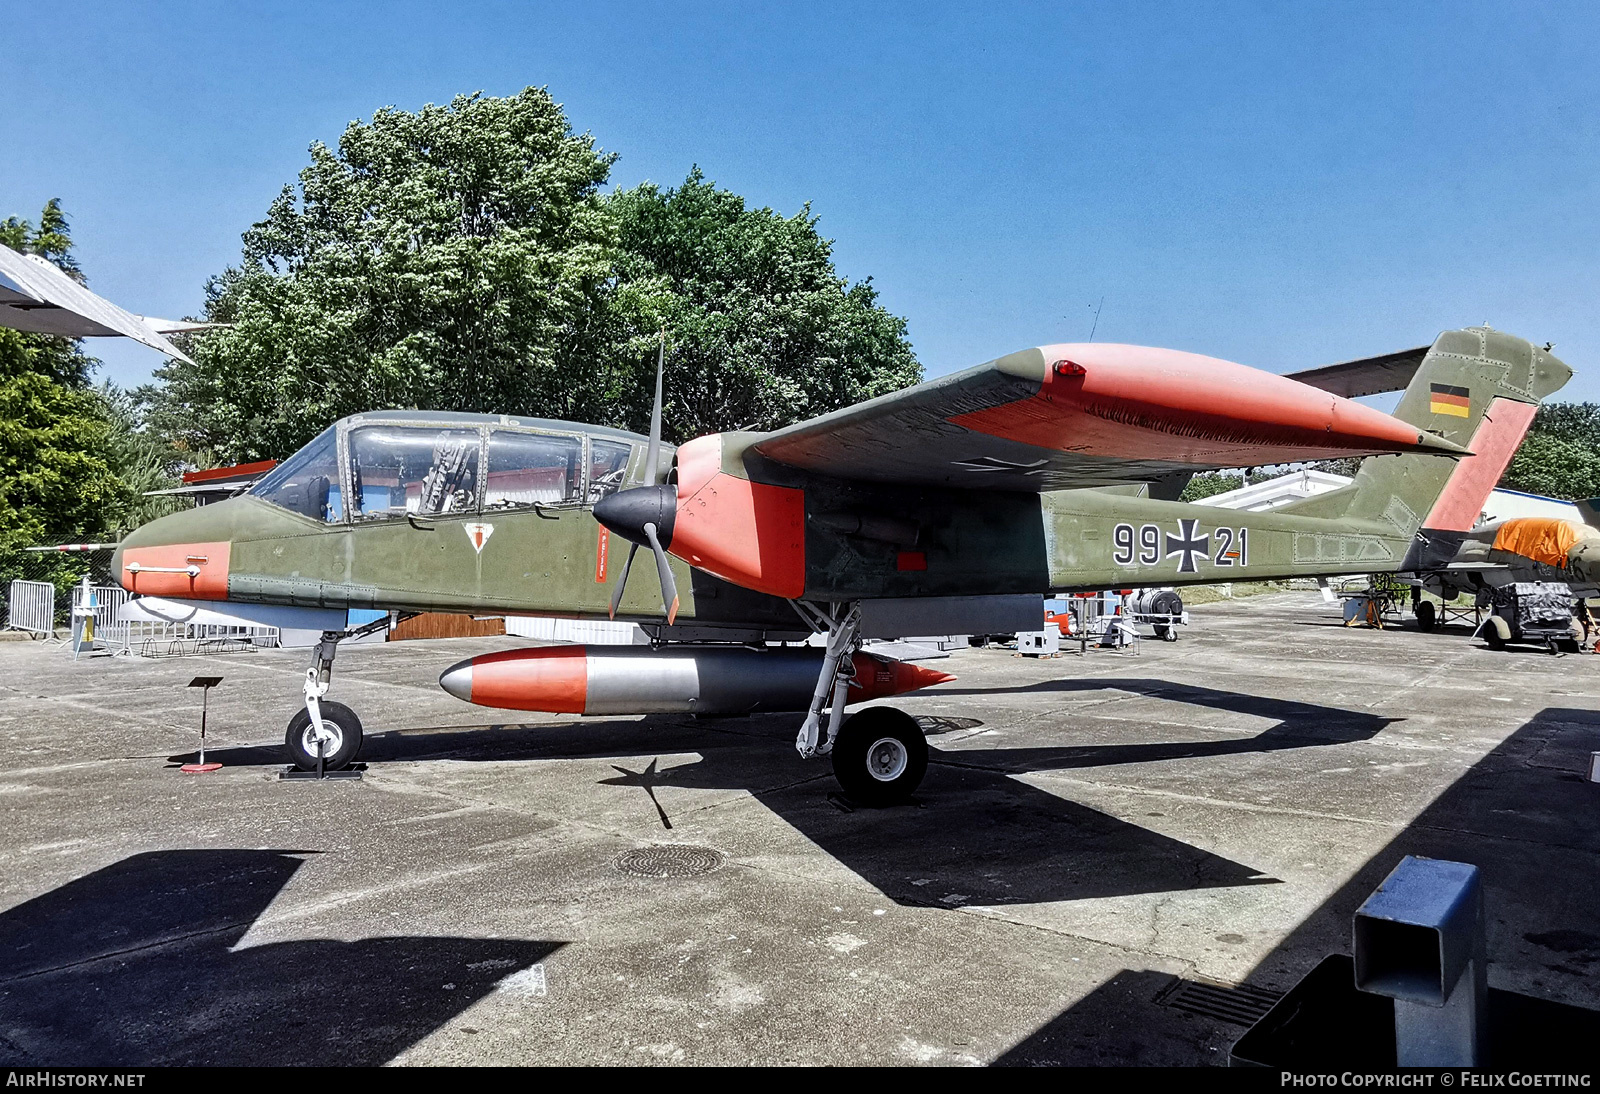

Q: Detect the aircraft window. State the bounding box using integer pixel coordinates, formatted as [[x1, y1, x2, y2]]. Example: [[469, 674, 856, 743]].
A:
[[350, 426, 481, 519], [248, 426, 344, 522], [485, 431, 582, 509], [588, 439, 633, 503]]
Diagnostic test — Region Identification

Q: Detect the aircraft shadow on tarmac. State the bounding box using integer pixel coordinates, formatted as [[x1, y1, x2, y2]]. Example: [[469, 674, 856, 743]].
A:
[[993, 706, 1600, 1066], [0, 849, 559, 1067], [177, 680, 1393, 909]]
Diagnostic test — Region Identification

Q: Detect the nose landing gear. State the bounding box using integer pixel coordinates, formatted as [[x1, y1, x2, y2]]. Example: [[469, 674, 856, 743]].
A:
[[280, 617, 399, 776]]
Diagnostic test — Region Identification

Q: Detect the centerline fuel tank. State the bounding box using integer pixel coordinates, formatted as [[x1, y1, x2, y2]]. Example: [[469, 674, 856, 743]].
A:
[[438, 645, 954, 715]]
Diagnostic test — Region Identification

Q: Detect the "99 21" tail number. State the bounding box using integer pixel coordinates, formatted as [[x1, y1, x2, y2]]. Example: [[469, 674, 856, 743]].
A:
[[1112, 521, 1247, 573]]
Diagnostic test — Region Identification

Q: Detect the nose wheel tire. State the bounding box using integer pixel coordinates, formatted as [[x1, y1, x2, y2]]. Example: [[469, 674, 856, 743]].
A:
[[831, 706, 928, 806], [285, 701, 363, 771]]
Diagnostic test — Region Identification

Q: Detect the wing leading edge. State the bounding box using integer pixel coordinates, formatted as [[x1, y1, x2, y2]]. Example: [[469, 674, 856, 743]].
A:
[[750, 342, 1463, 492]]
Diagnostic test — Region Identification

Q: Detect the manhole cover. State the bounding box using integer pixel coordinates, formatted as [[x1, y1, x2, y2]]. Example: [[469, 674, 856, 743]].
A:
[[614, 844, 727, 878]]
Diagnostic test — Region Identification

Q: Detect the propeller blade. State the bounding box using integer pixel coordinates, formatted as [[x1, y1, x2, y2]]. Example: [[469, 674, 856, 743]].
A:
[[644, 329, 665, 484], [643, 521, 679, 626], [608, 540, 641, 620]]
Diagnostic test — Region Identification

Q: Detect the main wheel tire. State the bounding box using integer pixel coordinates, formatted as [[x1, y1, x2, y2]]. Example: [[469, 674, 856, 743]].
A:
[[831, 707, 928, 806], [1415, 600, 1437, 632], [285, 701, 363, 771], [1481, 622, 1507, 651]]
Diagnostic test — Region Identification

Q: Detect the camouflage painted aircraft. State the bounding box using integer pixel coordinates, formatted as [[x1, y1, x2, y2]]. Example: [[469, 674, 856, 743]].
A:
[[1402, 513, 1600, 634], [111, 325, 1569, 802]]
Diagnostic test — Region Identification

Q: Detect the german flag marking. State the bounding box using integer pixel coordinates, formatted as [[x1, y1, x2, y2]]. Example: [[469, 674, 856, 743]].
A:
[[1430, 383, 1471, 418]]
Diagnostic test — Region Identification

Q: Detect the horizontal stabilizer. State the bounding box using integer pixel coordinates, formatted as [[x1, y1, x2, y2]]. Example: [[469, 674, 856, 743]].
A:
[[1282, 346, 1430, 399]]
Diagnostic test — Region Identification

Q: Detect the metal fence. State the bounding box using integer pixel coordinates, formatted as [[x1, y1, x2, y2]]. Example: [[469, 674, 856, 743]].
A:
[[6, 580, 58, 636], [70, 583, 133, 654], [131, 620, 280, 658], [65, 584, 279, 656]]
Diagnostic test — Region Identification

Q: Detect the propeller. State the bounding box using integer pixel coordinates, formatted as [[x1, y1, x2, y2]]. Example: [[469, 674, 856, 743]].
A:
[[601, 330, 679, 625]]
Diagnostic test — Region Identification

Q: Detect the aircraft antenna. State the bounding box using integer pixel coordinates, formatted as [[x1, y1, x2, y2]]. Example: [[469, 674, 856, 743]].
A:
[[1088, 296, 1105, 342], [644, 328, 666, 484]]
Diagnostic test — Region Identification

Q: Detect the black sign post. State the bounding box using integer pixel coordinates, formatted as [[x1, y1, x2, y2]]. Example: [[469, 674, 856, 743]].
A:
[[181, 676, 224, 774]]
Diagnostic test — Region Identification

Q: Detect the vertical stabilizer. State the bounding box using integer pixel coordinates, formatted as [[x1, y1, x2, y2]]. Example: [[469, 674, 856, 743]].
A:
[[1277, 328, 1569, 538]]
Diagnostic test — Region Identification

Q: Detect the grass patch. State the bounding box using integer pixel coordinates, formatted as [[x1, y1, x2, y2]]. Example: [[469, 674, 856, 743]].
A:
[[1178, 581, 1297, 606]]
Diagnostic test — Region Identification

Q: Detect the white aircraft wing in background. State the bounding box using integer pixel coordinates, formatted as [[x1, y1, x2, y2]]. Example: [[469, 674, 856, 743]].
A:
[[0, 243, 200, 363]]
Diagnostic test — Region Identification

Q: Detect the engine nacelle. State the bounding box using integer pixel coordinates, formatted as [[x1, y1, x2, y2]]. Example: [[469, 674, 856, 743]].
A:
[[667, 435, 807, 598]]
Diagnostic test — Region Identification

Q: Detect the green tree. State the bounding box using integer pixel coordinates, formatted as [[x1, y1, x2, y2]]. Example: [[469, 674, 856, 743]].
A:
[[151, 89, 922, 460], [0, 203, 130, 599], [608, 168, 922, 441], [1178, 472, 1246, 503], [1500, 402, 1600, 500], [152, 88, 629, 461]]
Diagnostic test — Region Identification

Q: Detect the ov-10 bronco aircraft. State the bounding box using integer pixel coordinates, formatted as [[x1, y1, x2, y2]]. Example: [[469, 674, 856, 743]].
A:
[[112, 325, 1569, 803]]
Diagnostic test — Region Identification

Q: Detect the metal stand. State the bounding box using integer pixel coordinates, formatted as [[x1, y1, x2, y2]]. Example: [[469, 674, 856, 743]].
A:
[[278, 763, 363, 781], [1354, 856, 1486, 1067], [180, 676, 223, 774]]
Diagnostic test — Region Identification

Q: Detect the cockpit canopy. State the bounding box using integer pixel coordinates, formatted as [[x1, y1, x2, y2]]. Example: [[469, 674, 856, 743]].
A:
[[248, 412, 647, 523]]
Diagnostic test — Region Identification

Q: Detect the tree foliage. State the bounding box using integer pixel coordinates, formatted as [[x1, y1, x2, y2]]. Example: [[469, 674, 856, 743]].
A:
[[0, 205, 120, 594], [152, 89, 619, 461], [150, 89, 921, 460], [610, 169, 921, 441], [0, 204, 182, 602], [1499, 402, 1600, 500], [1178, 472, 1244, 503]]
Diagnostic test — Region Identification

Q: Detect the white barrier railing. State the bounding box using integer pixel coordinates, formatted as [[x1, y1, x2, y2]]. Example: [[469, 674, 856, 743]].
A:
[[133, 621, 280, 658], [70, 584, 133, 654], [62, 584, 280, 657], [6, 580, 57, 635]]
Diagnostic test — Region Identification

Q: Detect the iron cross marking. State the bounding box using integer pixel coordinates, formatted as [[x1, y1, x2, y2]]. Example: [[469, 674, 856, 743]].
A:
[[1165, 519, 1211, 574]]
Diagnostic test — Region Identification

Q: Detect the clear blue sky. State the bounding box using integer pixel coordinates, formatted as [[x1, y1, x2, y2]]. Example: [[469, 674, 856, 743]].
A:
[[6, 1, 1598, 399]]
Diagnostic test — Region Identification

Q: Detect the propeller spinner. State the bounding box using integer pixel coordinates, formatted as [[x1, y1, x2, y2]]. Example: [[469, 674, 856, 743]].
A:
[[599, 332, 680, 624]]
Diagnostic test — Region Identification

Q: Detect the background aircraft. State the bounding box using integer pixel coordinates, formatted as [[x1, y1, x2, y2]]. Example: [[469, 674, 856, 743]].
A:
[[0, 242, 211, 362], [1400, 513, 1599, 642]]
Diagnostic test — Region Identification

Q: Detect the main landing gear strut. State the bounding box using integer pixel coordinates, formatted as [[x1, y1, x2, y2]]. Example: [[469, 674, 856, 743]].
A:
[[792, 600, 928, 806]]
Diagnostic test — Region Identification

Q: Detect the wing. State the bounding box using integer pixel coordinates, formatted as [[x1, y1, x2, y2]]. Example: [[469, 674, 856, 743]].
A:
[[0, 245, 195, 363], [750, 342, 1464, 492]]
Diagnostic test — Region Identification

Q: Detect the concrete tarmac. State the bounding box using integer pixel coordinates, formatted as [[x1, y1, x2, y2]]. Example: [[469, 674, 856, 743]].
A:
[[1, 591, 1596, 1066]]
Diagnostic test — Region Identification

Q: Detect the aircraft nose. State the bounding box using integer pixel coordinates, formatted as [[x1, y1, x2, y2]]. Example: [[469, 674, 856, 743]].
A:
[[1569, 538, 1600, 586], [111, 506, 235, 599]]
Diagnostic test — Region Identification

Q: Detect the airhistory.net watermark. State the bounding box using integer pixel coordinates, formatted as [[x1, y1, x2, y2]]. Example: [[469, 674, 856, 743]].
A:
[[5, 1074, 147, 1088]]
